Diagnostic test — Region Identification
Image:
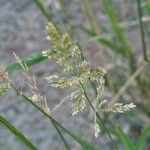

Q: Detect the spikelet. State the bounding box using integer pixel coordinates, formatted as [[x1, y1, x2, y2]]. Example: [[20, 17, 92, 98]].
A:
[[0, 83, 10, 96], [90, 67, 106, 100], [94, 114, 100, 138], [106, 103, 136, 113], [0, 65, 6, 81], [70, 88, 86, 116]]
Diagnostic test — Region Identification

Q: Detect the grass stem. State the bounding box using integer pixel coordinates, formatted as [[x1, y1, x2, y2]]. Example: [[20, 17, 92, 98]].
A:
[[137, 0, 148, 61]]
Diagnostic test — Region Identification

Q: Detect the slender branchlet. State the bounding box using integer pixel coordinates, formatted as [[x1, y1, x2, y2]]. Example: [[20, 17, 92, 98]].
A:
[[13, 52, 50, 114]]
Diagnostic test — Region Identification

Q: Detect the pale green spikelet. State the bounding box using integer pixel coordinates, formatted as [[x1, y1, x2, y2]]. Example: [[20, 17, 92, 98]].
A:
[[100, 102, 136, 113], [70, 46, 81, 62], [94, 114, 100, 138], [90, 67, 106, 100], [44, 22, 74, 71], [71, 88, 86, 116], [72, 98, 86, 116], [46, 75, 71, 89], [76, 60, 91, 76], [96, 77, 105, 100], [90, 67, 106, 82], [107, 103, 136, 113], [57, 57, 73, 71], [98, 100, 108, 109], [0, 65, 10, 96], [0, 83, 10, 96], [60, 33, 71, 51], [46, 22, 62, 46]]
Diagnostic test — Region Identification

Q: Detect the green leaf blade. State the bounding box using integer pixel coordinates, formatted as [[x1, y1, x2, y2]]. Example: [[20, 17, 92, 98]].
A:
[[0, 115, 38, 150], [114, 127, 135, 150]]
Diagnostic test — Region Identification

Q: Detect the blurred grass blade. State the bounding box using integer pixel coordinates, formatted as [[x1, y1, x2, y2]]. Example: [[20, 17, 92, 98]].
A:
[[0, 115, 38, 150], [114, 127, 135, 150], [81, 27, 124, 58], [100, 0, 128, 49], [99, 0, 137, 74], [136, 124, 150, 150], [81, 0, 99, 34], [144, 0, 150, 14], [32, 0, 52, 22]]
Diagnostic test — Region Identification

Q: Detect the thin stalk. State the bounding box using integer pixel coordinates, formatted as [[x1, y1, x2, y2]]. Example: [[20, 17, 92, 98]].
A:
[[79, 81, 118, 150], [110, 61, 145, 106], [59, 0, 73, 37], [32, 0, 52, 22], [52, 121, 70, 150], [137, 0, 148, 61], [31, 0, 60, 32]]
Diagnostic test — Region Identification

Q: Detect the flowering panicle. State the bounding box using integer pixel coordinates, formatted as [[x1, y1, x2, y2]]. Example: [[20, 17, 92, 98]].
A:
[[94, 114, 100, 138], [43, 22, 136, 138], [0, 21, 137, 141], [43, 23, 83, 72], [13, 53, 50, 114], [90, 67, 106, 100]]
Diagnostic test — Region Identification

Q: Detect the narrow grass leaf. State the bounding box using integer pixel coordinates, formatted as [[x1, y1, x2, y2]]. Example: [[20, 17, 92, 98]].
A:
[[144, 0, 150, 14], [6, 50, 49, 72], [0, 115, 38, 150], [114, 127, 135, 150], [137, 0, 148, 61]]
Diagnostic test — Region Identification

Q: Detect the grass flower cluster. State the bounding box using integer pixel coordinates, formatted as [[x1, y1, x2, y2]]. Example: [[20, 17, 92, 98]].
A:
[[42, 22, 136, 137]]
